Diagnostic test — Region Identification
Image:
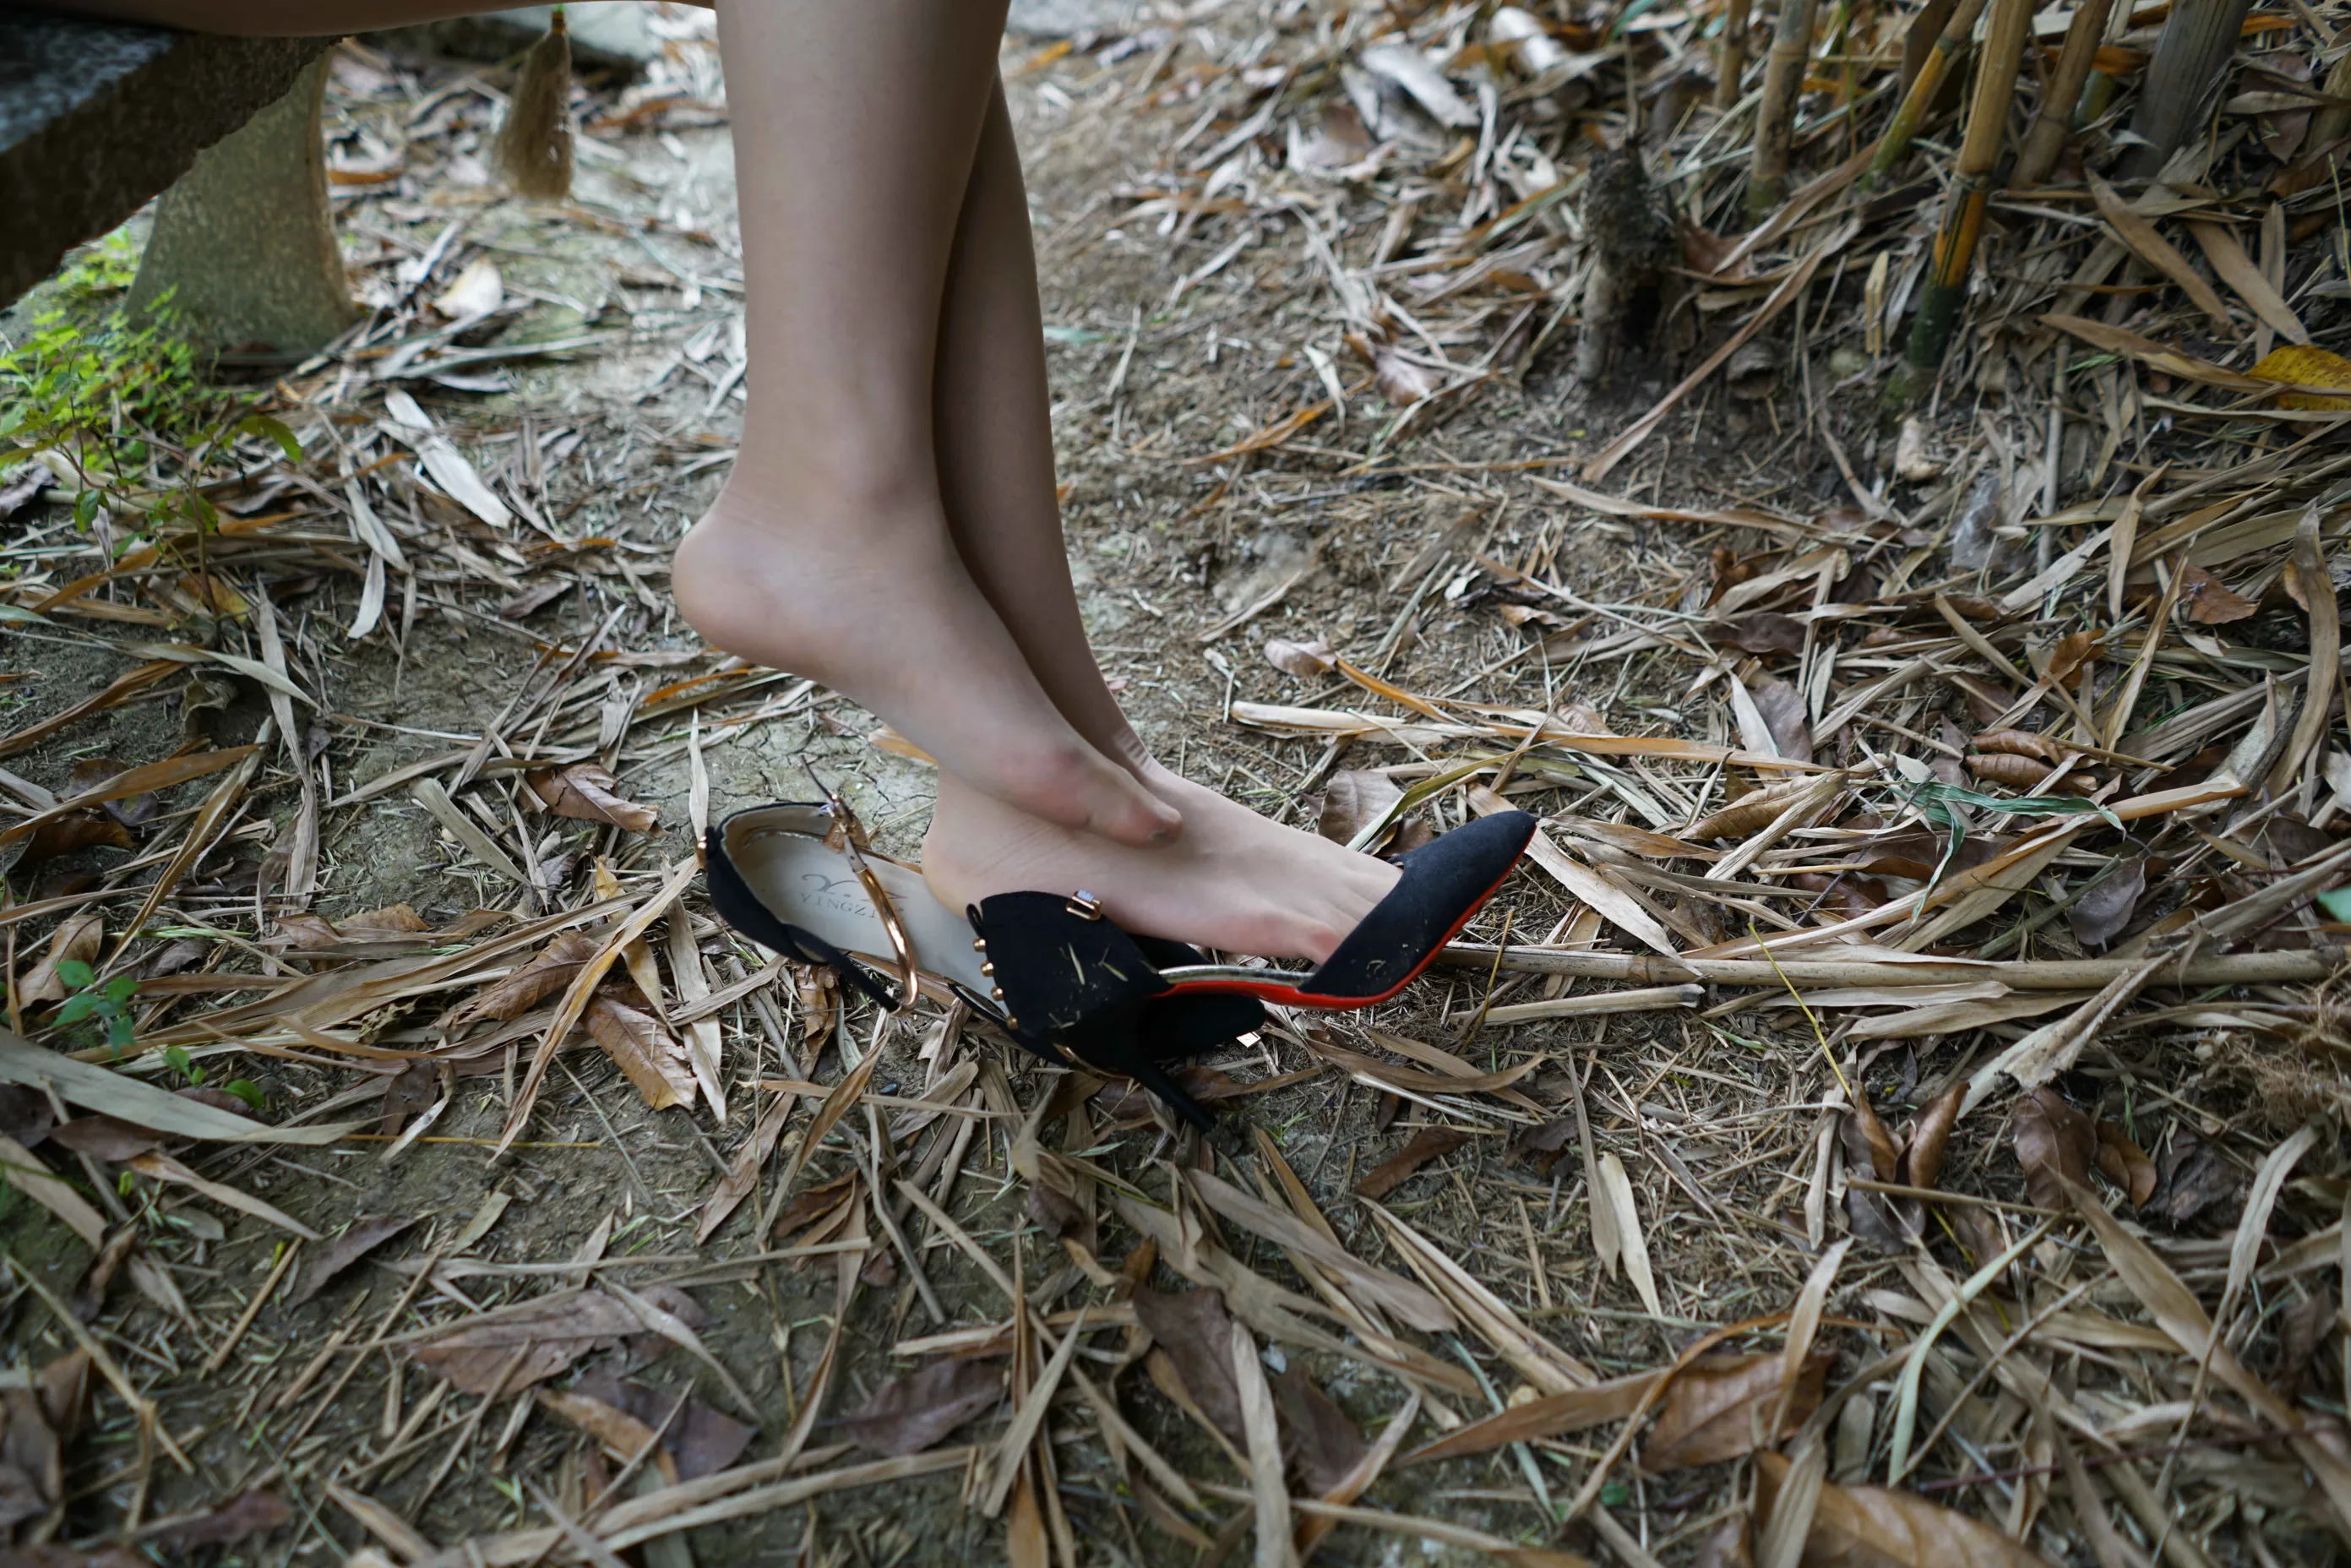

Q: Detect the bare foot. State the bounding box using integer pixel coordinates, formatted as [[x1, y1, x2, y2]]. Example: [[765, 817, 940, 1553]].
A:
[[674, 481, 1180, 847], [922, 766, 1401, 962]]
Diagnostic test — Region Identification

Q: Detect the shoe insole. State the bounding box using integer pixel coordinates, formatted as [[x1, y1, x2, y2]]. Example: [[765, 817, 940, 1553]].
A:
[[720, 819, 991, 999]]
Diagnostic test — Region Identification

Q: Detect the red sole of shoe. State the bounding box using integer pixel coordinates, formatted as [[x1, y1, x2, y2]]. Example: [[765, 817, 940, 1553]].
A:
[[1156, 852, 1522, 1011]]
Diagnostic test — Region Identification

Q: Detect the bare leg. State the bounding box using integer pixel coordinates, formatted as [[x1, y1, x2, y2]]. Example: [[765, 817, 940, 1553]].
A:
[[51, 0, 1182, 848], [669, 3, 1179, 847], [922, 88, 1397, 960]]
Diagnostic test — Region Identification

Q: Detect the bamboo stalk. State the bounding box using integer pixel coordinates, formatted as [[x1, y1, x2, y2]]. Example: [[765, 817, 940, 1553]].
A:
[[1901, 0, 2035, 378], [2076, 0, 2136, 126], [1717, 0, 1755, 108], [2011, 0, 2116, 187], [1437, 943, 2349, 990], [2120, 0, 2256, 179], [1864, 0, 1989, 185], [1749, 0, 1825, 217]]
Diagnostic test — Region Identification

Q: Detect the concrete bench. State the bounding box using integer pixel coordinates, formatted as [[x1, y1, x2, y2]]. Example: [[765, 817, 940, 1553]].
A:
[[0, 13, 353, 353]]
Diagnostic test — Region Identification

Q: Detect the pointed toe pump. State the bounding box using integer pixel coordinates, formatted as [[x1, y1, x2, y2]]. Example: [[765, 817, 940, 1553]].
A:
[[962, 808, 1536, 1123], [703, 795, 1265, 1127]]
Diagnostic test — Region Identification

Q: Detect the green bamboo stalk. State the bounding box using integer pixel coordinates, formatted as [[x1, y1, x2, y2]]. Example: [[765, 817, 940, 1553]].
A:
[[2120, 0, 2256, 179], [1864, 0, 1990, 185], [1717, 0, 1755, 108], [2011, 0, 2116, 187], [2076, 0, 2136, 126], [1748, 0, 1825, 217], [1902, 0, 2035, 379]]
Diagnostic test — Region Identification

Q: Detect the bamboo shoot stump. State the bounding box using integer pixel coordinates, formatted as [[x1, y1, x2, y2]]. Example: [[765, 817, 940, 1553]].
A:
[[127, 57, 355, 357]]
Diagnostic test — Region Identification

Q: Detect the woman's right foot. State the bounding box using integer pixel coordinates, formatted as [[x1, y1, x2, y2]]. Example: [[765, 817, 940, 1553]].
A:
[[673, 482, 1181, 848], [922, 767, 1401, 962]]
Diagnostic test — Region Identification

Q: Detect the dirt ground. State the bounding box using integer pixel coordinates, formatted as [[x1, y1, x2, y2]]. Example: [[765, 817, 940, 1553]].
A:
[[5, 5, 2348, 1568]]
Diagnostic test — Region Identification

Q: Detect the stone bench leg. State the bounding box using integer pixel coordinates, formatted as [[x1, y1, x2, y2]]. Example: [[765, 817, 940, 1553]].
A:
[[126, 56, 356, 357]]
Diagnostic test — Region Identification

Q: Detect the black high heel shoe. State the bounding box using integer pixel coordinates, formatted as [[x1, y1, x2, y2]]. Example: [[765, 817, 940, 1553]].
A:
[[964, 810, 1536, 1124], [703, 793, 1263, 1127]]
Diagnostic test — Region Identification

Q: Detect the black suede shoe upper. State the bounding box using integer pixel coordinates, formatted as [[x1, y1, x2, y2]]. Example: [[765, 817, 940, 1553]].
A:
[[1298, 808, 1536, 999]]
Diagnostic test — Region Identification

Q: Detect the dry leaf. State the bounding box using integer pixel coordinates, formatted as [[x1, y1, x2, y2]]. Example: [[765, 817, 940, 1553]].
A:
[[584, 989, 696, 1110], [1273, 1367, 1365, 1496], [1354, 1127, 1470, 1200], [2013, 1088, 2096, 1211], [46, 1116, 161, 1163], [1719, 612, 1807, 656], [1134, 1286, 1246, 1446], [2250, 343, 2351, 410], [2044, 629, 2102, 689], [2067, 858, 2147, 949], [292, 1215, 416, 1306], [1641, 1351, 1831, 1471], [1748, 674, 1815, 764], [1317, 769, 1403, 844], [2179, 563, 2260, 625], [1755, 1451, 2051, 1566], [1695, 1512, 1755, 1568], [2152, 1125, 2242, 1229], [411, 1289, 641, 1393], [1265, 637, 1337, 677], [570, 1369, 756, 1478], [1597, 1152, 1663, 1316], [841, 1358, 1002, 1456], [537, 1387, 678, 1485], [526, 763, 657, 832], [2095, 1120, 2158, 1209], [14, 808, 135, 873], [1901, 1085, 1964, 1192], [433, 256, 504, 319], [457, 930, 604, 1023], [148, 1489, 291, 1550], [19, 912, 102, 1007], [1972, 730, 2066, 765], [771, 1171, 857, 1241]]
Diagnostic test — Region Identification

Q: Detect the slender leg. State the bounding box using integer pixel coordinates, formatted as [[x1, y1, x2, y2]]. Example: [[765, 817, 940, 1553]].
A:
[[663, 2, 1177, 847], [922, 86, 1398, 960], [52, 0, 1182, 848]]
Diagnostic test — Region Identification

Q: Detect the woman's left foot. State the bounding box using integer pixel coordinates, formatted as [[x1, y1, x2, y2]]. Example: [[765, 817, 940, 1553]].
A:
[[922, 765, 1401, 963]]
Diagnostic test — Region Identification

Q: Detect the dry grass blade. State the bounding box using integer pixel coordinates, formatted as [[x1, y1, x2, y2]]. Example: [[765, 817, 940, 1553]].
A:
[[1755, 1452, 2049, 1567]]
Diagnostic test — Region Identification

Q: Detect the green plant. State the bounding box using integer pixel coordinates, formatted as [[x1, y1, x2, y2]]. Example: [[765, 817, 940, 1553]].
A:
[[49, 961, 137, 1053], [57, 230, 143, 299], [0, 293, 302, 559]]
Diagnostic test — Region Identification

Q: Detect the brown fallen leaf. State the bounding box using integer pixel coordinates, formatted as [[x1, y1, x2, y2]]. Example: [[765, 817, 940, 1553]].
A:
[[772, 1172, 857, 1241], [1273, 1366, 1364, 1497], [46, 1116, 162, 1164], [1755, 1451, 2051, 1566], [18, 912, 102, 1007], [1718, 612, 1806, 656], [1133, 1286, 1246, 1446], [2178, 563, 2260, 625], [455, 930, 604, 1024], [2151, 1124, 2242, 1230], [2067, 857, 2147, 949], [538, 1386, 678, 1484], [65, 758, 159, 829], [840, 1358, 1003, 1456], [584, 988, 696, 1111], [0, 1352, 86, 1533], [1027, 1183, 1097, 1255], [291, 1215, 417, 1306], [148, 1489, 291, 1549], [2044, 629, 2102, 689], [2095, 1120, 2158, 1209], [526, 762, 656, 832], [2274, 1287, 2336, 1402], [1265, 637, 1337, 677], [12, 808, 135, 874], [1640, 1351, 1831, 1471], [0, 1545, 146, 1568], [1693, 1511, 1755, 1568], [571, 1369, 756, 1479], [1901, 1084, 1964, 1191], [1508, 1115, 1577, 1173], [1748, 673, 1815, 764], [1972, 730, 2068, 765], [1317, 769, 1403, 845], [1355, 1127, 1471, 1200], [411, 1289, 641, 1394], [1968, 754, 2082, 792], [2013, 1088, 2096, 1211]]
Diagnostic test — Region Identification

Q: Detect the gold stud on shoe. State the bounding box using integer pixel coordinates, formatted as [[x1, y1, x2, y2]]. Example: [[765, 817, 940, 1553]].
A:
[[979, 961, 994, 976], [973, 937, 988, 952]]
